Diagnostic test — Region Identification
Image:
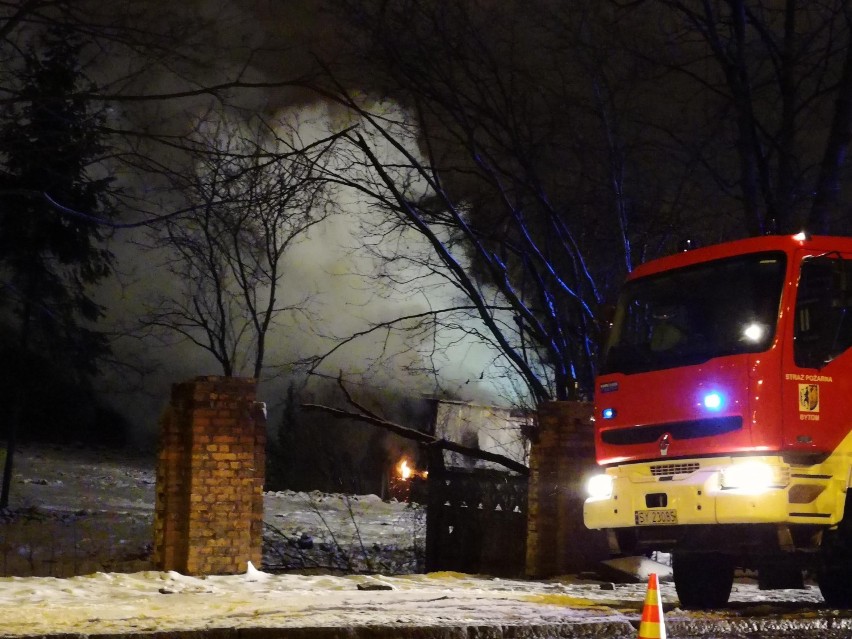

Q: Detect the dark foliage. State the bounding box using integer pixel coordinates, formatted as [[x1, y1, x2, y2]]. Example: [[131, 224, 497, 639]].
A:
[[0, 25, 118, 506], [0, 330, 128, 447], [0, 25, 114, 374]]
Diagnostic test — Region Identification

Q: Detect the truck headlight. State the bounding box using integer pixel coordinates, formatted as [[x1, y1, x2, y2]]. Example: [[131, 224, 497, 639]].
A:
[[587, 474, 614, 500], [721, 461, 783, 492]]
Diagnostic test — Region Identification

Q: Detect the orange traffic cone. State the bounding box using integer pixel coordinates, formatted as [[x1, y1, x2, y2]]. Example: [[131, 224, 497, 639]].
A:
[[637, 572, 666, 639]]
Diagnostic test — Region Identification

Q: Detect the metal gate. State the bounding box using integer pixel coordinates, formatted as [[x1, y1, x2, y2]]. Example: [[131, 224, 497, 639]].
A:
[[424, 466, 528, 577]]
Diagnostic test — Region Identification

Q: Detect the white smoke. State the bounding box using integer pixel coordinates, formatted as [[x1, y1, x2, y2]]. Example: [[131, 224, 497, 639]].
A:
[[98, 99, 526, 444]]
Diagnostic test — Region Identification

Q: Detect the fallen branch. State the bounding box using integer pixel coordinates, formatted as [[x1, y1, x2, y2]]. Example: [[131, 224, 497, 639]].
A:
[[301, 403, 529, 476]]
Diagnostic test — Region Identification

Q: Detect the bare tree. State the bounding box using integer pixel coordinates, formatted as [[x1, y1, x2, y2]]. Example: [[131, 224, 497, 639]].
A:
[[306, 0, 687, 403], [644, 0, 852, 235], [302, 0, 852, 405], [141, 111, 334, 378], [5, 0, 851, 435]]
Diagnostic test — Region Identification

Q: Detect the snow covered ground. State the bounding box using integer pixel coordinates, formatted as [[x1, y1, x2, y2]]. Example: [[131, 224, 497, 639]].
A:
[[1, 445, 850, 638], [1, 560, 850, 637], [1, 444, 423, 577]]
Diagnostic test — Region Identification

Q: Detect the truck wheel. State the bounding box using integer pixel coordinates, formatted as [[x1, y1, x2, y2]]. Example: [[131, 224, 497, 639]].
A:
[[672, 552, 734, 609], [818, 528, 852, 607]]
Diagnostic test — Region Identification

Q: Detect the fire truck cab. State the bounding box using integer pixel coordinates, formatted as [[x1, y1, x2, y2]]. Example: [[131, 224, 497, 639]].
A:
[[584, 234, 852, 608]]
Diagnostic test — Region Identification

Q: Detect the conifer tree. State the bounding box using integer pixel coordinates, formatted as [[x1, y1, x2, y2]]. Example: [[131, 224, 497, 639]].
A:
[[0, 26, 115, 508]]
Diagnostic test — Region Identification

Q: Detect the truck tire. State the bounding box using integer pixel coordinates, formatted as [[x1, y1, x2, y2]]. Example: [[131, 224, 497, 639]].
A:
[[817, 527, 852, 607], [672, 552, 734, 609]]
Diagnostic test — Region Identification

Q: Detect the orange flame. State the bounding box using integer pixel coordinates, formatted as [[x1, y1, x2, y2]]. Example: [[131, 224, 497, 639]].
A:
[[396, 457, 427, 481]]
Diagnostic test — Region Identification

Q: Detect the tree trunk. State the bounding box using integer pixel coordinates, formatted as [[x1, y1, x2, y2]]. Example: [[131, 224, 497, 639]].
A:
[[0, 399, 23, 509], [0, 304, 32, 509]]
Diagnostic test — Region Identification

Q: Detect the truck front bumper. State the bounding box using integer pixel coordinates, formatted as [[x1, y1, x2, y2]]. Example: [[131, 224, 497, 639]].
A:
[[583, 456, 845, 533]]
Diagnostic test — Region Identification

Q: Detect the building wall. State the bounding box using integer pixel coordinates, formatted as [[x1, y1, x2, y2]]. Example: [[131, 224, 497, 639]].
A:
[[432, 400, 530, 470]]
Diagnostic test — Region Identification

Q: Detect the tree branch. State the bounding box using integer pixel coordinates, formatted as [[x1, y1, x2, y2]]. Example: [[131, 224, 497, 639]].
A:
[[301, 402, 529, 476]]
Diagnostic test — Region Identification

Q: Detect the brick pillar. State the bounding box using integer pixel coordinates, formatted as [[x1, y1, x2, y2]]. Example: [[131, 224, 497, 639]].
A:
[[153, 376, 266, 575], [525, 401, 609, 577]]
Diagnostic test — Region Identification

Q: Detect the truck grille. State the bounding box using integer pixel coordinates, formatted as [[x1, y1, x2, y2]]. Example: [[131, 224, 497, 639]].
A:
[[650, 462, 700, 477]]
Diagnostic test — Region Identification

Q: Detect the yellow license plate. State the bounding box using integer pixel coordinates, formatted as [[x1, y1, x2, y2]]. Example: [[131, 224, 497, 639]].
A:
[[634, 509, 678, 525]]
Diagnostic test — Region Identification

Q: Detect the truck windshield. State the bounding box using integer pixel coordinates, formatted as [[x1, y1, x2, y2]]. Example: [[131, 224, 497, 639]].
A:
[[601, 252, 786, 375]]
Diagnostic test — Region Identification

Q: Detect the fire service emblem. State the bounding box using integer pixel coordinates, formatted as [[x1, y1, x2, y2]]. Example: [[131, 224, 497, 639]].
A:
[[798, 384, 820, 412]]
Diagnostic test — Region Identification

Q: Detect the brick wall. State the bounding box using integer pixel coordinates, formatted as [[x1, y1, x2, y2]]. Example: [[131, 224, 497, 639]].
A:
[[153, 376, 266, 575], [525, 401, 609, 577]]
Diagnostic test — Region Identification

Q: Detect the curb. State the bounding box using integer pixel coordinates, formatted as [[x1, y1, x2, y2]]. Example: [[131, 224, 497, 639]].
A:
[[9, 616, 852, 639], [1, 621, 638, 639]]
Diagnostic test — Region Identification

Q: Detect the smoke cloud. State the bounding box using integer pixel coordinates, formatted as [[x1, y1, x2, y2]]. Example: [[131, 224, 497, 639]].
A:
[[99, 105, 518, 445], [53, 0, 526, 446]]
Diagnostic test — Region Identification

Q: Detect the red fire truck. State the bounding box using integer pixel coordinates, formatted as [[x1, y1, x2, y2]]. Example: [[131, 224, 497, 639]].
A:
[[584, 233, 852, 608]]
